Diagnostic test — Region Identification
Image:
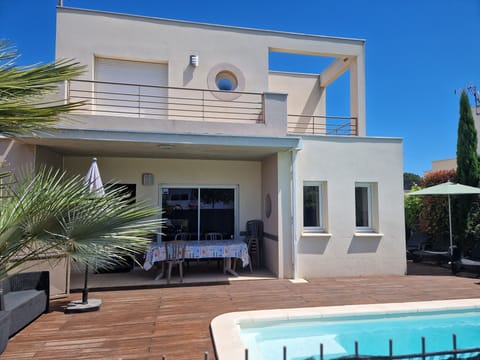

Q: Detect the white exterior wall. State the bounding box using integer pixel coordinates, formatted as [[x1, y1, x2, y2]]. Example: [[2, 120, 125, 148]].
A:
[[269, 72, 325, 117], [56, 8, 366, 133], [23, 8, 403, 280], [56, 9, 365, 91], [277, 151, 294, 278], [63, 156, 262, 237], [261, 154, 280, 276], [295, 136, 406, 277]]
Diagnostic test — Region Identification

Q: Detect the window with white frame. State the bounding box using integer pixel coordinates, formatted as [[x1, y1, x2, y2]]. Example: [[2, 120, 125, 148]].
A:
[[303, 182, 325, 232], [355, 182, 374, 231]]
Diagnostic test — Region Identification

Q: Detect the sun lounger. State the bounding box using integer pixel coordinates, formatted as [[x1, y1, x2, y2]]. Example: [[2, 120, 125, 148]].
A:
[[452, 245, 480, 277], [411, 248, 451, 264], [407, 232, 451, 264], [406, 232, 429, 261]]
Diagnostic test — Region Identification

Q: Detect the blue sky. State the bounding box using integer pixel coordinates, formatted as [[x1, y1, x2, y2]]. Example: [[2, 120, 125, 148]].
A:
[[1, 0, 479, 176]]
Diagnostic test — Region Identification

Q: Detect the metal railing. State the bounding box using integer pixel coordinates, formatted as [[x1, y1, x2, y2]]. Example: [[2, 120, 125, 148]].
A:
[[161, 353, 211, 360], [66, 79, 264, 124], [288, 114, 358, 136], [243, 334, 480, 360]]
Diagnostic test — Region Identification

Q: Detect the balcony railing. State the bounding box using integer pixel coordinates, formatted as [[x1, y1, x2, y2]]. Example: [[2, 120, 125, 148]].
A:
[[288, 114, 358, 136], [66, 79, 264, 124], [65, 80, 358, 136]]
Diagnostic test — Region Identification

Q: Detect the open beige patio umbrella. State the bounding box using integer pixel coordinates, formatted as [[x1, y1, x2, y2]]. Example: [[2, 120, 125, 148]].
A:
[[65, 158, 103, 313], [408, 181, 480, 254]]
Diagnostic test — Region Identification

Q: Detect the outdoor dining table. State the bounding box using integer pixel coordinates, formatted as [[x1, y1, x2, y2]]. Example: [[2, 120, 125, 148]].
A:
[[143, 239, 250, 279]]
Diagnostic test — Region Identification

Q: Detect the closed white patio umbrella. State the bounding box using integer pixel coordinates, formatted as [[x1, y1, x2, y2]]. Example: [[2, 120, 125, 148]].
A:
[[407, 181, 480, 254], [65, 158, 103, 313], [84, 157, 105, 197]]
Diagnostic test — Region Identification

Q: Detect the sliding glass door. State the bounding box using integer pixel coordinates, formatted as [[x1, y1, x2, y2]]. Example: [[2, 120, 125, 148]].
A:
[[160, 186, 236, 241]]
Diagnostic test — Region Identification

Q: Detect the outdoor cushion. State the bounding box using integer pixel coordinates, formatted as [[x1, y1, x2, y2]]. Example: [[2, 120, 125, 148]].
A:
[[0, 311, 10, 353], [4, 290, 48, 335]]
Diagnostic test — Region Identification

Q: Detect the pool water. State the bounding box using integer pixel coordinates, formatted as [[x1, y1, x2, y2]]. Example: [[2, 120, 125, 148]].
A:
[[240, 309, 480, 360]]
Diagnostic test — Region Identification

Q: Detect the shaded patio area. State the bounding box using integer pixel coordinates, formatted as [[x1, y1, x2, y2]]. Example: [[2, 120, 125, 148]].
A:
[[70, 262, 276, 291], [2, 262, 480, 360]]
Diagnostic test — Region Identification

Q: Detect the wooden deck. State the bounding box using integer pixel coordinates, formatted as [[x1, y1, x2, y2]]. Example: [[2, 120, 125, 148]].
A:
[[2, 262, 480, 360]]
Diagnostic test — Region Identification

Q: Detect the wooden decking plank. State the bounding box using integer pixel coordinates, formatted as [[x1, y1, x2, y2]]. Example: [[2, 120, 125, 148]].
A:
[[2, 264, 480, 359]]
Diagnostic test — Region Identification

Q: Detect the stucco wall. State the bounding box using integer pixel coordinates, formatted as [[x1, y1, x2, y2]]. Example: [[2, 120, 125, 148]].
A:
[[57, 9, 364, 90], [278, 151, 294, 278], [261, 154, 279, 276], [35, 146, 63, 171], [430, 158, 457, 173], [269, 72, 325, 118], [56, 8, 366, 131], [295, 136, 406, 277], [0, 138, 35, 175], [63, 156, 262, 238]]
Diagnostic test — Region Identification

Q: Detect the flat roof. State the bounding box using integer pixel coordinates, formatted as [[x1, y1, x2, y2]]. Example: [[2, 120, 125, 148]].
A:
[[57, 6, 366, 45]]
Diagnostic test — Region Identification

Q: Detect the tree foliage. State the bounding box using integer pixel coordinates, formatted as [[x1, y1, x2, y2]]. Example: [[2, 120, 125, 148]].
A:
[[455, 91, 480, 249], [403, 172, 421, 191], [417, 170, 457, 249], [421, 169, 457, 187], [404, 183, 423, 234], [456, 91, 479, 187]]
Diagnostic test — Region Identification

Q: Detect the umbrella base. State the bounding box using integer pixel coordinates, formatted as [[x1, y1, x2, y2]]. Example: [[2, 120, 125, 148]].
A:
[[64, 299, 102, 314]]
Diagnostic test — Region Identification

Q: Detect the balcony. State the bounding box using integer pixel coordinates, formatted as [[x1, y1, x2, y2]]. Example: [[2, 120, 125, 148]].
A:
[[288, 114, 358, 136], [64, 79, 358, 137], [67, 79, 264, 123]]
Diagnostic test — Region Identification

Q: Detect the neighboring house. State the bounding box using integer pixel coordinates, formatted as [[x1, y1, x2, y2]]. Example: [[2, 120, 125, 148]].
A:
[[427, 108, 480, 174], [1, 7, 406, 280]]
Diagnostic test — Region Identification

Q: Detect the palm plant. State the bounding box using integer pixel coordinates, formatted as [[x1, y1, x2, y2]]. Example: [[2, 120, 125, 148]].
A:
[[0, 42, 162, 277], [0, 168, 162, 277]]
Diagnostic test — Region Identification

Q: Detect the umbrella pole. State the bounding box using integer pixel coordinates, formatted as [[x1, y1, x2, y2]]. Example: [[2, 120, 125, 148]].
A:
[[448, 194, 453, 256], [82, 264, 89, 304]]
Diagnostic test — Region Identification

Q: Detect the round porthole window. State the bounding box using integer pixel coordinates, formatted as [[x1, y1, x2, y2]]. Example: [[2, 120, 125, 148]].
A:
[[265, 193, 272, 219], [215, 71, 238, 91], [207, 63, 245, 101]]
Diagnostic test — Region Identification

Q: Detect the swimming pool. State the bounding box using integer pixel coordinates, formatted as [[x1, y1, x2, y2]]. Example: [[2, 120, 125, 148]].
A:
[[210, 299, 480, 360]]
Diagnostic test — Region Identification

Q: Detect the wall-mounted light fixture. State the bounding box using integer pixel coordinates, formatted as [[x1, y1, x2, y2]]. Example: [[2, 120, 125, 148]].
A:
[[142, 173, 154, 186], [190, 55, 199, 67]]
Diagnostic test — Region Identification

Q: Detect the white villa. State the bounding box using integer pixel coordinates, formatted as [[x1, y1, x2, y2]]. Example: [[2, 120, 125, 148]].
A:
[[1, 7, 406, 291]]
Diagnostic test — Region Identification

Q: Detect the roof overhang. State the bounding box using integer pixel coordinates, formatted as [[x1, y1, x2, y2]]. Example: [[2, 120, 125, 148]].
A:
[[18, 129, 301, 161]]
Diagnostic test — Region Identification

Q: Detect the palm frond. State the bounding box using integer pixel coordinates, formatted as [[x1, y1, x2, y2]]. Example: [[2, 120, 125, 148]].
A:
[[0, 41, 86, 135], [0, 167, 163, 275]]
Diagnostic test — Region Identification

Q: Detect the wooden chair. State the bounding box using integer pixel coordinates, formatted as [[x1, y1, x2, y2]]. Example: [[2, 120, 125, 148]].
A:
[[165, 241, 187, 284], [174, 232, 191, 241], [205, 232, 223, 267], [246, 220, 263, 271], [205, 232, 223, 240]]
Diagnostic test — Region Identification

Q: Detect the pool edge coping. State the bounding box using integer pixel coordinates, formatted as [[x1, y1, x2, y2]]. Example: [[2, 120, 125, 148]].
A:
[[210, 298, 480, 360]]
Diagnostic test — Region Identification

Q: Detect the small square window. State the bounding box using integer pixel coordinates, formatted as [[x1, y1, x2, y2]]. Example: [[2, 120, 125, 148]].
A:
[[303, 182, 326, 232]]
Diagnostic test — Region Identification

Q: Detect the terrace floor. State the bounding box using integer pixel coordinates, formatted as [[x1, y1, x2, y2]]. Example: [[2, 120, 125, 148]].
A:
[[2, 261, 480, 360]]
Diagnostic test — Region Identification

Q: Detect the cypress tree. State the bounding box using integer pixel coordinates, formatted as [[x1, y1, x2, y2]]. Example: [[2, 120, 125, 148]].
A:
[[455, 90, 480, 250]]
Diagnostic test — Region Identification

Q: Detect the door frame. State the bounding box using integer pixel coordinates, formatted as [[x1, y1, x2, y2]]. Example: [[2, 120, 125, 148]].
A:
[[158, 184, 239, 241]]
